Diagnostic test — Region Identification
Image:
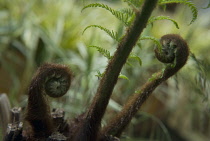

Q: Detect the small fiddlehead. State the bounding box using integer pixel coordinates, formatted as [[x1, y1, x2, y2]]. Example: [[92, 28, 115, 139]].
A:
[[155, 34, 189, 67], [101, 34, 189, 138], [25, 63, 72, 138]]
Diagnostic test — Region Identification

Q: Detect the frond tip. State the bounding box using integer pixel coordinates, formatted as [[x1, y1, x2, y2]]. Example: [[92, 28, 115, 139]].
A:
[[159, 0, 198, 24], [82, 3, 130, 26], [83, 25, 119, 41], [89, 46, 112, 60], [140, 36, 162, 50], [148, 16, 179, 29]]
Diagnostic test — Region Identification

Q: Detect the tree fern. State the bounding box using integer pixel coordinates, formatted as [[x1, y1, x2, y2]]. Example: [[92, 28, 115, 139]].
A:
[[82, 3, 130, 26], [140, 36, 162, 50], [128, 53, 142, 66], [96, 71, 129, 80], [123, 0, 143, 8], [148, 16, 179, 29], [83, 25, 119, 41], [119, 73, 129, 80], [89, 45, 112, 60], [159, 0, 198, 24], [120, 8, 134, 16]]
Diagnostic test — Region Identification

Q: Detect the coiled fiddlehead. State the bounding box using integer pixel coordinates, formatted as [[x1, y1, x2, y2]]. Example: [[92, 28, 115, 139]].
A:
[[101, 34, 189, 138], [25, 63, 72, 138], [155, 34, 189, 67]]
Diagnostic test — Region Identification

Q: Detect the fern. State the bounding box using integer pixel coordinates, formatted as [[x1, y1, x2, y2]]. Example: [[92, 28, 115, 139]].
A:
[[119, 73, 129, 80], [159, 0, 198, 24], [120, 8, 134, 16], [96, 70, 104, 78], [140, 36, 162, 50], [83, 25, 119, 41], [123, 0, 143, 8], [96, 71, 129, 80], [148, 16, 179, 29], [128, 53, 142, 66], [82, 3, 130, 26], [89, 46, 112, 60]]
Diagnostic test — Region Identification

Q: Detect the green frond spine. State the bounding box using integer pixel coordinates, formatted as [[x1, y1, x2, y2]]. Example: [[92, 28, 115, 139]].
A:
[[89, 46, 112, 60], [82, 3, 130, 26], [123, 0, 143, 8], [119, 73, 129, 80], [120, 8, 134, 16], [140, 36, 161, 50], [148, 16, 179, 29], [83, 25, 119, 41], [128, 54, 142, 66], [159, 0, 198, 24], [96, 71, 129, 80]]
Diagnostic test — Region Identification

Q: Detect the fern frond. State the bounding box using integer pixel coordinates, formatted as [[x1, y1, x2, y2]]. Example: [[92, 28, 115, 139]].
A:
[[140, 36, 161, 50], [96, 71, 129, 80], [159, 0, 198, 24], [120, 8, 135, 24], [82, 3, 130, 26], [124, 0, 143, 8], [89, 46, 112, 60], [148, 16, 179, 29], [120, 8, 134, 16], [83, 25, 119, 41], [96, 70, 104, 78], [119, 73, 129, 80], [128, 54, 142, 66]]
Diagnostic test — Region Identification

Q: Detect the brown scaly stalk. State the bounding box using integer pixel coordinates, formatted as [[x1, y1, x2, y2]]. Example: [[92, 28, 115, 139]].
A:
[[72, 0, 159, 140], [25, 63, 72, 139], [101, 34, 189, 138]]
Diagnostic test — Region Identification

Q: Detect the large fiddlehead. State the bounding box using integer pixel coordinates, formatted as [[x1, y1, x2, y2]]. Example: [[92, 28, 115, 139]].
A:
[[25, 63, 72, 138], [101, 34, 189, 138]]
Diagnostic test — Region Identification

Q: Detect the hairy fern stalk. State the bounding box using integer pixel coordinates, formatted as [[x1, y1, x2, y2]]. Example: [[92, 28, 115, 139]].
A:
[[3, 0, 198, 141]]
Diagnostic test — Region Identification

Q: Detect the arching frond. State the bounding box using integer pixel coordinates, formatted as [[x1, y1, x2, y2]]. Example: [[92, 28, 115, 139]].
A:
[[159, 0, 198, 24], [83, 25, 119, 41], [148, 16, 179, 29], [140, 36, 161, 50], [128, 53, 142, 66], [124, 0, 144, 8], [120, 8, 134, 16], [119, 73, 129, 80], [89, 46, 112, 60], [82, 3, 130, 26]]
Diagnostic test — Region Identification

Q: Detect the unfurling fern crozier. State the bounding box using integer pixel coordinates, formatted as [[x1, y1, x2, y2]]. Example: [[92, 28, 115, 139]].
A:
[[155, 34, 189, 77], [25, 63, 72, 138], [101, 34, 189, 138]]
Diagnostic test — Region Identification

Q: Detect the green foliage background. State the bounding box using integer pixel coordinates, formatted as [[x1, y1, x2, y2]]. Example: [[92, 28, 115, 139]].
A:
[[0, 0, 210, 140]]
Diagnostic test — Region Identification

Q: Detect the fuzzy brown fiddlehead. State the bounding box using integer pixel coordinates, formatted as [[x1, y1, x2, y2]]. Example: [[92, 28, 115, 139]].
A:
[[25, 63, 72, 138], [101, 34, 189, 138]]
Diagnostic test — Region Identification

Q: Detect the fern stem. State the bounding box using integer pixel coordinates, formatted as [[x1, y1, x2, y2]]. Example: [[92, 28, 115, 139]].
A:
[[25, 63, 72, 138], [74, 0, 158, 140], [101, 34, 189, 137]]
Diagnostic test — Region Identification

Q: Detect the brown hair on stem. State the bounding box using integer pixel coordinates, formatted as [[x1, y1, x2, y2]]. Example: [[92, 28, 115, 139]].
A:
[[25, 63, 72, 138]]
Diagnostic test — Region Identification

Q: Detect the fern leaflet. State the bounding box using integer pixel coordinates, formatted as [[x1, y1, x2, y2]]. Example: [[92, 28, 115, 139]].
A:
[[148, 16, 179, 29], [140, 36, 161, 50], [82, 3, 130, 26], [119, 73, 129, 80], [89, 46, 112, 60], [128, 54, 142, 66], [159, 0, 198, 24], [123, 0, 143, 8], [83, 25, 119, 41]]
